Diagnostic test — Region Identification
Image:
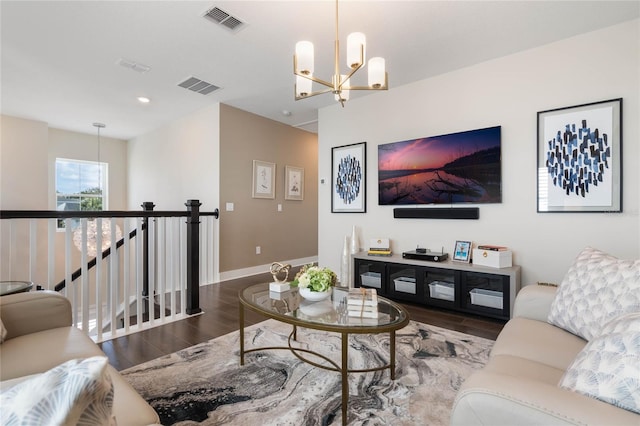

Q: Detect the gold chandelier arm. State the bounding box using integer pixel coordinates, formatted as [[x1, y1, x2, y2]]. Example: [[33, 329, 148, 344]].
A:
[[294, 69, 335, 89], [344, 73, 389, 91], [294, 87, 334, 101]]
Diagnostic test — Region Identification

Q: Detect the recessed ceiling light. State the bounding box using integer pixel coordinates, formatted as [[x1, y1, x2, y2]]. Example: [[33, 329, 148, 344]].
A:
[[137, 96, 151, 104]]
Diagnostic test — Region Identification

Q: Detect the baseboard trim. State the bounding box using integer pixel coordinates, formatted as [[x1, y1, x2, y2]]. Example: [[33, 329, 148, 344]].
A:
[[218, 256, 318, 282]]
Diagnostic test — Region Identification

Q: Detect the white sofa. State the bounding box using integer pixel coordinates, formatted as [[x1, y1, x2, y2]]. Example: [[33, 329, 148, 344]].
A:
[[451, 247, 640, 425], [0, 291, 160, 425]]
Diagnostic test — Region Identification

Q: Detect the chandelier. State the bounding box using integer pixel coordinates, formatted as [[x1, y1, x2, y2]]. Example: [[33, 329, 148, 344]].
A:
[[73, 122, 122, 258], [293, 0, 388, 106]]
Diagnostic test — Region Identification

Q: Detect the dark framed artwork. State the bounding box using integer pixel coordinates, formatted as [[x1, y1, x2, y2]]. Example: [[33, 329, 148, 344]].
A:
[[378, 126, 501, 205], [537, 98, 622, 213], [331, 142, 366, 213]]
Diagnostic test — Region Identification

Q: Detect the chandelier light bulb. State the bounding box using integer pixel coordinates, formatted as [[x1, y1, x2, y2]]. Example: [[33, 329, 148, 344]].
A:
[[346, 32, 366, 69], [368, 57, 386, 88], [296, 75, 313, 97], [295, 41, 314, 75]]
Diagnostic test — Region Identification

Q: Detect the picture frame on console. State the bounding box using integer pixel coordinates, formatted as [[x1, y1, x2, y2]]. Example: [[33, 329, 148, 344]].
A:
[[284, 165, 304, 201], [537, 98, 622, 213], [453, 240, 472, 262], [331, 142, 366, 213], [252, 160, 276, 199]]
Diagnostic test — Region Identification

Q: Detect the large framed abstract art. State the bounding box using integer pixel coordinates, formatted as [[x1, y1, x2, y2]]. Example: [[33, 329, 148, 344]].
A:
[[537, 98, 622, 213], [332, 142, 366, 213]]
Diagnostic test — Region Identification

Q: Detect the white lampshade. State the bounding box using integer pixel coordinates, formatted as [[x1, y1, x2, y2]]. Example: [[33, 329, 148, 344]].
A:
[[368, 57, 386, 88], [296, 75, 313, 97], [335, 74, 350, 102], [295, 41, 314, 75], [346, 32, 366, 69]]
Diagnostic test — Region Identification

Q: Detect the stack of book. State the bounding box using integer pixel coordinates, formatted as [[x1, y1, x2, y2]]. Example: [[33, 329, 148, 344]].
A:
[[347, 288, 378, 318], [477, 244, 509, 251], [368, 238, 392, 257]]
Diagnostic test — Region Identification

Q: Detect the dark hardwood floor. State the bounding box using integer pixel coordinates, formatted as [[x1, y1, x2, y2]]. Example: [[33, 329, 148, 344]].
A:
[[99, 272, 505, 371]]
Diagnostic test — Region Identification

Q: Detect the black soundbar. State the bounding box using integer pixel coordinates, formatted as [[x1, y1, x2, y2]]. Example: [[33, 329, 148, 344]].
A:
[[393, 207, 479, 220]]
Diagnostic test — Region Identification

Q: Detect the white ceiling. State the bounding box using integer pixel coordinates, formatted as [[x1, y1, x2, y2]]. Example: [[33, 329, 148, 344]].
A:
[[1, 1, 638, 140]]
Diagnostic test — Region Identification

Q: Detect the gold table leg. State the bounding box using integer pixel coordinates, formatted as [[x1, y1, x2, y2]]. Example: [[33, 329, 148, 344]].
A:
[[341, 332, 348, 426], [239, 303, 245, 365], [390, 330, 396, 379]]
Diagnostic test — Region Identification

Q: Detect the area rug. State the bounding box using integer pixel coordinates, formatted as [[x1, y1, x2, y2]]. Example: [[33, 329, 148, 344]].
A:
[[121, 319, 493, 425]]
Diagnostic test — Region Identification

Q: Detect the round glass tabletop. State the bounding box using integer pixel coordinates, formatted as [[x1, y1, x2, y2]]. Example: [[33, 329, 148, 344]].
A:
[[0, 281, 33, 296], [239, 283, 409, 333]]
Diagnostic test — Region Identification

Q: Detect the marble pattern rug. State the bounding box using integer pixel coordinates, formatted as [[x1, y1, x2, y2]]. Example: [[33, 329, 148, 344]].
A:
[[122, 319, 493, 425]]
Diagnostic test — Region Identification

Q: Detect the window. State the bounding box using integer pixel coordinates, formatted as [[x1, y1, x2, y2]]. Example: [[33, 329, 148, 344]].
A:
[[55, 158, 107, 229]]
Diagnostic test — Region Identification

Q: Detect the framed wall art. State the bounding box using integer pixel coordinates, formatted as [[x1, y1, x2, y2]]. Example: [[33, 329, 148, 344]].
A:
[[331, 142, 366, 213], [284, 165, 304, 201], [537, 98, 622, 213], [252, 160, 275, 199], [453, 240, 472, 262]]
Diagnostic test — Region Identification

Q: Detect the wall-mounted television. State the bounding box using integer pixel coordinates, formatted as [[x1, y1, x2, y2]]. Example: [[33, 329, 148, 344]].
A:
[[378, 126, 501, 205]]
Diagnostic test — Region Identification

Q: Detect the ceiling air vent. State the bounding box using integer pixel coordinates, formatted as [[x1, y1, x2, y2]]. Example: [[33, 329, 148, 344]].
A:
[[117, 58, 151, 73], [178, 76, 220, 95], [203, 6, 245, 32]]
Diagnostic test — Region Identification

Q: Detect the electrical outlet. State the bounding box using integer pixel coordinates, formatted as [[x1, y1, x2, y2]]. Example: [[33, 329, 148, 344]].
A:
[[256, 246, 261, 255], [277, 204, 282, 212]]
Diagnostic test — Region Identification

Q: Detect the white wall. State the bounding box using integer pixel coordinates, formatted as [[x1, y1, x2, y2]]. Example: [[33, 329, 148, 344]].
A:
[[318, 19, 640, 286], [127, 104, 220, 211], [127, 103, 220, 279]]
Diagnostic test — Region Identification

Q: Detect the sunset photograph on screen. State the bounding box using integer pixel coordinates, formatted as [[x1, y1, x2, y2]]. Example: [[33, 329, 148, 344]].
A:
[[378, 126, 501, 205]]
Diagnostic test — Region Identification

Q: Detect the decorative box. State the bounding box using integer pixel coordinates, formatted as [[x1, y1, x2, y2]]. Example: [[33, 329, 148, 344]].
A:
[[469, 288, 503, 309], [428, 281, 455, 301], [472, 249, 512, 268], [393, 277, 416, 294], [360, 272, 382, 288]]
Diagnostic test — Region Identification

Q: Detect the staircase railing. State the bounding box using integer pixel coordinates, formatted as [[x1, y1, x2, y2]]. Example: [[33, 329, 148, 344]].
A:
[[0, 200, 219, 342]]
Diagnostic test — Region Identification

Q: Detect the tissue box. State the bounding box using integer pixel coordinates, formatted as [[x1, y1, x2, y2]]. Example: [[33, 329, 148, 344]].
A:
[[473, 249, 512, 268]]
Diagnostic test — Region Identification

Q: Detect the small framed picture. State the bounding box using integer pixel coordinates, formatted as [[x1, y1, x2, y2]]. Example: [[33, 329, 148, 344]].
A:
[[453, 240, 472, 262], [284, 165, 304, 201], [252, 160, 275, 199]]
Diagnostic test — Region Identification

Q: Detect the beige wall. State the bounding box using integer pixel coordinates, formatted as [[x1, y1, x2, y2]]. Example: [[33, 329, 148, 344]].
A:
[[0, 116, 128, 285], [219, 105, 318, 274]]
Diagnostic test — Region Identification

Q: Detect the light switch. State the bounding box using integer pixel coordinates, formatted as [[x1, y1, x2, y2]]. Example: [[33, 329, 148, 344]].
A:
[[277, 204, 282, 212], [226, 202, 234, 211]]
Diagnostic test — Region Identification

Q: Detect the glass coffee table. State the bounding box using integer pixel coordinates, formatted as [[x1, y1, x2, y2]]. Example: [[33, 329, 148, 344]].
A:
[[238, 283, 410, 425]]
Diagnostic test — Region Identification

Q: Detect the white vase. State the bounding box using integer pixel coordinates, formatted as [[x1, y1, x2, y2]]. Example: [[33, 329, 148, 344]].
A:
[[350, 225, 359, 254], [340, 235, 350, 287]]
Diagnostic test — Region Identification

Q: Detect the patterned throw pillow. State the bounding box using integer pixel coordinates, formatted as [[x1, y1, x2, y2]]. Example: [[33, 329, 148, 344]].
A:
[[0, 356, 115, 425], [547, 247, 640, 341], [559, 313, 640, 414]]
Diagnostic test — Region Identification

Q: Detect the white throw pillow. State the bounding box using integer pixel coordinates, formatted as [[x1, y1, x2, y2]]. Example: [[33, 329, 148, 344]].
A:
[[559, 313, 640, 414], [547, 247, 640, 340], [0, 319, 6, 343], [0, 356, 115, 425]]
